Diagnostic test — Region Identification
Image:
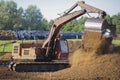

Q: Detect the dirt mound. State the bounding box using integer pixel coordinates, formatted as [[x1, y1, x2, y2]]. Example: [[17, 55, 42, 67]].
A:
[[53, 31, 120, 79], [0, 31, 17, 40], [81, 31, 112, 54], [53, 51, 120, 80], [68, 40, 81, 53]]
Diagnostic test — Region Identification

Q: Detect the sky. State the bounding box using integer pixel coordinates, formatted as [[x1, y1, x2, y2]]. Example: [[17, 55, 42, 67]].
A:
[[10, 0, 120, 21]]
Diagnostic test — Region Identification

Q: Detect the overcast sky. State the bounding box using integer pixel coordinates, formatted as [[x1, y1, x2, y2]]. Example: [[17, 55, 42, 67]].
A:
[[11, 0, 120, 21]]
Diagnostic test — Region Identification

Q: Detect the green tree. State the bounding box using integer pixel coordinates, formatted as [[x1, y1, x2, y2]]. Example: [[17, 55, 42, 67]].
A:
[[105, 14, 112, 24], [42, 18, 49, 31], [0, 0, 23, 30], [112, 13, 120, 33], [23, 5, 43, 30], [45, 19, 54, 31], [0, 1, 48, 31], [77, 17, 87, 31], [5, 1, 17, 29], [0, 0, 9, 30], [62, 17, 87, 32], [13, 7, 24, 30]]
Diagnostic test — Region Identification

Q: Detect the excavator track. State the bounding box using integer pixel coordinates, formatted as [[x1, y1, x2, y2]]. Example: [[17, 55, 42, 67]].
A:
[[9, 61, 70, 72]]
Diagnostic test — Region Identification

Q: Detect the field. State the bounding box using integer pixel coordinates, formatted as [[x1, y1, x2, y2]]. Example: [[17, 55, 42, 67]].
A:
[[0, 38, 120, 80], [0, 39, 120, 53]]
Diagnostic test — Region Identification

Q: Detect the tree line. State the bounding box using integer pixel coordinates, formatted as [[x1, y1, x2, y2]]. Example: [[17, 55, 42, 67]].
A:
[[0, 0, 50, 30], [0, 0, 120, 33]]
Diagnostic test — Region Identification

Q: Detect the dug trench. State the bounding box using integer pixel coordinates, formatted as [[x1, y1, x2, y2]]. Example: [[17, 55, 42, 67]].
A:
[[0, 31, 120, 80]]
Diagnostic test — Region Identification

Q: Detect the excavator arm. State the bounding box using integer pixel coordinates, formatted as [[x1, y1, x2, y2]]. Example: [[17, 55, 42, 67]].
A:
[[41, 1, 106, 57], [63, 1, 106, 18], [41, 10, 86, 58], [42, 9, 86, 48]]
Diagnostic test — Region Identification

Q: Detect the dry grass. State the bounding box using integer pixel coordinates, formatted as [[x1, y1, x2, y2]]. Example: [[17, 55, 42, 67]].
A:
[[0, 52, 12, 60]]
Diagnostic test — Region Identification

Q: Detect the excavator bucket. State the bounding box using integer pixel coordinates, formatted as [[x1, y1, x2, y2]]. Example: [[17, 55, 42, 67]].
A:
[[82, 18, 116, 53], [84, 18, 116, 37], [85, 18, 108, 32]]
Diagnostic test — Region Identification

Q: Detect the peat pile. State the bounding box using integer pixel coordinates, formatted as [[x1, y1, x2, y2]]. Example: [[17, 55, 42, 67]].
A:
[[52, 31, 120, 80], [0, 31, 17, 40], [68, 40, 81, 53], [81, 31, 112, 54], [53, 50, 120, 80]]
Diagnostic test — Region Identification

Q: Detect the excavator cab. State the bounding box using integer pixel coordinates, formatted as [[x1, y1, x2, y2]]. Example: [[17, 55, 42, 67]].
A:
[[54, 39, 69, 60], [41, 38, 69, 61]]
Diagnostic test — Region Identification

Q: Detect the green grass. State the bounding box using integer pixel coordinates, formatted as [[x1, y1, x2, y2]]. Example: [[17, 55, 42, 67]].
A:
[[0, 44, 12, 52], [112, 40, 120, 44], [0, 40, 13, 52]]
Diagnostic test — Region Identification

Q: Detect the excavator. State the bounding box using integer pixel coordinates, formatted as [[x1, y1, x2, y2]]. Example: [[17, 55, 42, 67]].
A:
[[9, 1, 115, 72]]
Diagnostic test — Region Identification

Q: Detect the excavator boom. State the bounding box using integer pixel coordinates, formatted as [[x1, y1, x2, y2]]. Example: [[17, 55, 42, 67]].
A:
[[42, 9, 86, 48], [63, 1, 106, 18]]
